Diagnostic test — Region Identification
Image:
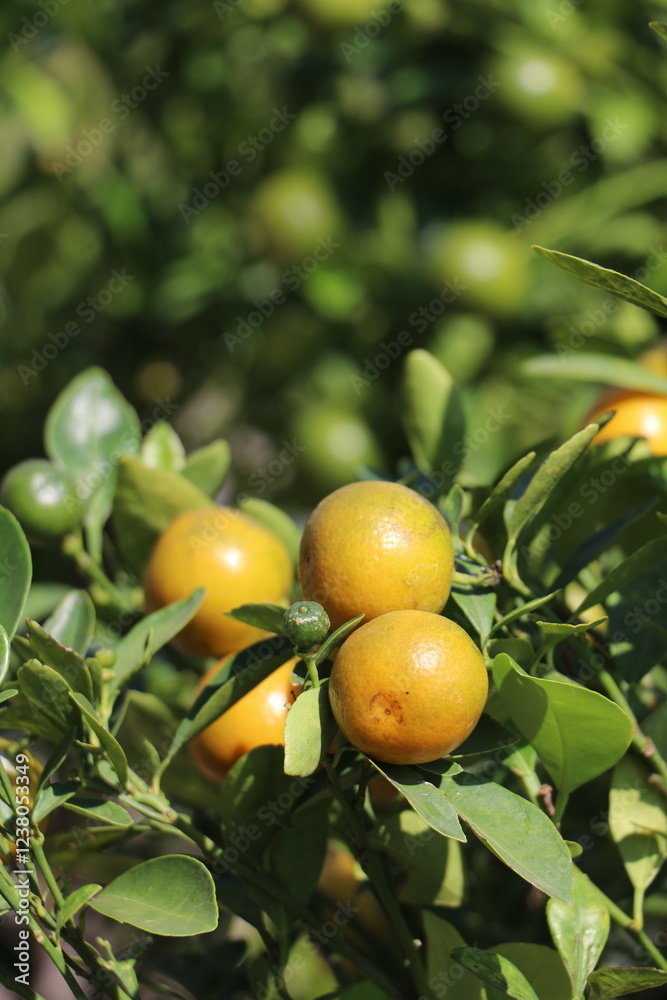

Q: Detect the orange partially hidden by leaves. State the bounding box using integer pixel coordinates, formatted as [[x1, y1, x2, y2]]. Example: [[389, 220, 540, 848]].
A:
[[144, 506, 293, 658], [189, 657, 301, 783], [329, 610, 488, 766], [299, 480, 454, 632], [586, 390, 667, 455]]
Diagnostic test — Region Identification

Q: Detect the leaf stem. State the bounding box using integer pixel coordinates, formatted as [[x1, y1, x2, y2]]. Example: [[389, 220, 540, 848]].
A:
[[597, 886, 667, 970], [597, 668, 667, 788]]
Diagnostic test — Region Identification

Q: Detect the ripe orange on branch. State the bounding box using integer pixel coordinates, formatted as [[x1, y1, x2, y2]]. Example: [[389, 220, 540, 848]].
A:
[[587, 390, 667, 455], [298, 480, 454, 631], [329, 610, 488, 765], [189, 657, 301, 783], [144, 506, 293, 657]]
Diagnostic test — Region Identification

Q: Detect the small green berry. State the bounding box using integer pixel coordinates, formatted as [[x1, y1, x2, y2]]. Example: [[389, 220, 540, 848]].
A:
[[283, 601, 330, 649]]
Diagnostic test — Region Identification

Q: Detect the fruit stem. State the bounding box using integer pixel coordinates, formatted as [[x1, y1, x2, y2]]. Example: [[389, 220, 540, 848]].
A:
[[300, 651, 321, 689], [325, 762, 437, 1000], [62, 532, 135, 614]]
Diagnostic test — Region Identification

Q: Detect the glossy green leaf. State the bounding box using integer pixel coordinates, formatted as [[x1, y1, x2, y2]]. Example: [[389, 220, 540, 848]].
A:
[[508, 426, 598, 545], [22, 584, 70, 624], [537, 618, 608, 638], [112, 455, 213, 576], [44, 826, 140, 869], [56, 884, 102, 931], [315, 614, 364, 664], [89, 854, 218, 935], [64, 796, 133, 827], [221, 746, 312, 856], [0, 626, 8, 686], [422, 913, 484, 1000], [43, 590, 96, 655], [547, 867, 610, 998], [575, 535, 667, 615], [369, 761, 466, 843], [486, 944, 572, 1000], [141, 421, 185, 471], [268, 797, 329, 903], [523, 353, 667, 394], [442, 771, 573, 902], [0, 507, 32, 638], [490, 592, 559, 635], [239, 495, 301, 564], [284, 684, 336, 777], [533, 247, 667, 318], [18, 660, 80, 734], [451, 590, 497, 641], [452, 947, 539, 1000], [470, 452, 536, 533], [402, 349, 466, 488], [227, 602, 286, 635], [111, 588, 205, 693], [182, 439, 231, 497], [26, 619, 93, 701], [587, 967, 667, 1000], [370, 810, 465, 907], [651, 21, 667, 41], [69, 691, 128, 787], [44, 367, 141, 545], [609, 755, 667, 897], [493, 655, 633, 794]]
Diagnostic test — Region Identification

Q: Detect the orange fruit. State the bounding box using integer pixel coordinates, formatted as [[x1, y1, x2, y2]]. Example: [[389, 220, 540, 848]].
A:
[[189, 657, 301, 783], [329, 610, 488, 765], [318, 841, 360, 903], [586, 390, 667, 455], [368, 775, 399, 806], [639, 339, 667, 378], [299, 481, 454, 632], [144, 507, 293, 657]]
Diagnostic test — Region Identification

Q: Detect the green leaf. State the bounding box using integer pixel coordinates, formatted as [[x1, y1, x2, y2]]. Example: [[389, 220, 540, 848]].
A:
[[239, 496, 301, 564], [44, 367, 141, 553], [441, 771, 573, 902], [69, 692, 128, 787], [490, 591, 559, 635], [141, 421, 186, 471], [493, 655, 633, 794], [227, 602, 287, 635], [166, 643, 293, 762], [508, 426, 599, 545], [56, 884, 102, 931], [0, 626, 8, 686], [447, 715, 519, 762], [18, 660, 80, 734], [43, 590, 95, 655], [111, 588, 205, 693], [574, 535, 667, 615], [470, 452, 536, 533], [26, 619, 93, 701], [0, 688, 17, 706], [533, 246, 667, 318], [22, 584, 72, 623], [221, 746, 313, 856], [422, 913, 484, 1000], [45, 826, 138, 870], [268, 797, 329, 904], [587, 967, 667, 1000], [537, 618, 607, 639], [451, 590, 497, 642], [89, 854, 218, 936], [336, 986, 394, 1000], [651, 21, 667, 40], [111, 455, 213, 577], [0, 507, 32, 638], [547, 867, 610, 998], [486, 944, 572, 1000], [370, 810, 465, 907], [609, 755, 667, 897], [64, 797, 133, 827], [315, 614, 365, 665], [284, 684, 336, 777], [32, 779, 80, 823], [402, 349, 466, 488], [452, 947, 539, 1000], [182, 439, 231, 497], [369, 761, 466, 843], [523, 353, 667, 395]]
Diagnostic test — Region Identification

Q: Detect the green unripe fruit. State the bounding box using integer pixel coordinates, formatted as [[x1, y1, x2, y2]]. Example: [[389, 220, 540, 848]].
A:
[[1, 460, 83, 542], [283, 601, 330, 649]]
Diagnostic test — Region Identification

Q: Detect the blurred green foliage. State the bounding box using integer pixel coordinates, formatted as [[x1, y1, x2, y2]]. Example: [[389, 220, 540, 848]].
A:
[[2, 0, 667, 501]]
